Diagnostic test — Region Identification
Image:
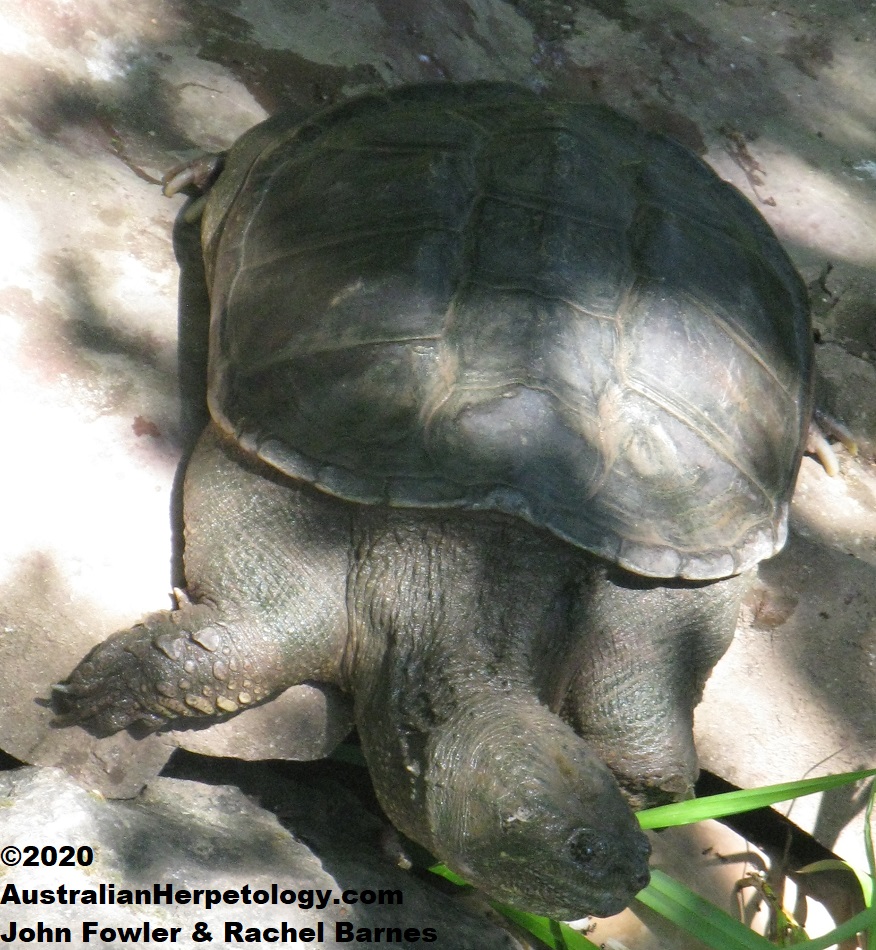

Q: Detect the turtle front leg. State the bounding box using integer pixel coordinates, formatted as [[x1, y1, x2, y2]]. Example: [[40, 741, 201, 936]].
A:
[[558, 565, 752, 809], [53, 598, 303, 734], [54, 423, 351, 736]]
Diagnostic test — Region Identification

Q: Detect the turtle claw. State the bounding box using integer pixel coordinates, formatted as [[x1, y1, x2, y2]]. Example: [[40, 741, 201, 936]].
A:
[[806, 421, 840, 477], [52, 621, 184, 736], [162, 155, 224, 198], [807, 409, 858, 478]]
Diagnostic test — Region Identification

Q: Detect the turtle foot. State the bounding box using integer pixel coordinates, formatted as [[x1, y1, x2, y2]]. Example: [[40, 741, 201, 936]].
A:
[[53, 606, 266, 736]]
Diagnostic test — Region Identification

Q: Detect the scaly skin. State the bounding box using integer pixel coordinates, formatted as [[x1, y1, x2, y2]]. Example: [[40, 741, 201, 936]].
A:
[[557, 566, 751, 809], [55, 422, 749, 918]]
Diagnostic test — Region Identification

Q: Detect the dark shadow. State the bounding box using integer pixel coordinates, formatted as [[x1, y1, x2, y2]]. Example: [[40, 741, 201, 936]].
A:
[[55, 255, 178, 386], [160, 750, 460, 924], [697, 770, 868, 948], [811, 775, 875, 859], [0, 750, 25, 771], [697, 770, 841, 868], [168, 200, 213, 585]]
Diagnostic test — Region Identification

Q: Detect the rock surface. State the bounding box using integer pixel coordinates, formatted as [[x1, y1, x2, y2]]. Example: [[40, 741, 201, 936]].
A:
[[0, 765, 532, 949]]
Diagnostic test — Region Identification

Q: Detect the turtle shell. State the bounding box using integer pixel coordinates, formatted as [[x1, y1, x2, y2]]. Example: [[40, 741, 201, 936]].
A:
[[202, 82, 812, 580]]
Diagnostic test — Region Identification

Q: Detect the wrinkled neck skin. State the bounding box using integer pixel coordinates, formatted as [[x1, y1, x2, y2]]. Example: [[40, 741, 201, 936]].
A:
[[343, 510, 652, 920]]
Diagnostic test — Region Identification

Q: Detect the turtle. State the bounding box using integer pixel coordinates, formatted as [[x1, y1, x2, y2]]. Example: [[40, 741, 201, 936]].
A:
[[54, 82, 813, 920]]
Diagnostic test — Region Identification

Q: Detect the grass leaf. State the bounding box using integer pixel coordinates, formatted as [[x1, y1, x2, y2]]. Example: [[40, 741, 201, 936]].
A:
[[636, 869, 775, 949], [495, 905, 601, 950], [794, 905, 876, 950], [429, 864, 600, 949], [638, 767, 876, 829]]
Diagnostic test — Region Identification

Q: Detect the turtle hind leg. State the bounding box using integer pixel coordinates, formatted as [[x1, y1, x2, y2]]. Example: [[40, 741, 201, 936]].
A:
[[54, 422, 351, 737]]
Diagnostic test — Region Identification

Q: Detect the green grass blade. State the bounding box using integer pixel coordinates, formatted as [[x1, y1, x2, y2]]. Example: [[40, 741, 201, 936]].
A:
[[641, 868, 876, 950], [796, 904, 876, 950], [495, 905, 601, 950], [638, 767, 876, 829], [798, 858, 875, 917], [429, 864, 600, 949], [864, 780, 875, 950], [637, 869, 775, 949], [429, 863, 469, 887]]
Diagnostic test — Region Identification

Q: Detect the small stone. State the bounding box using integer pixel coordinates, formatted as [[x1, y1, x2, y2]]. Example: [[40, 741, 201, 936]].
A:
[[215, 696, 239, 713]]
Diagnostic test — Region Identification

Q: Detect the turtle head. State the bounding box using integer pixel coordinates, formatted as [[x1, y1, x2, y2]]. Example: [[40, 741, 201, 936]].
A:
[[347, 515, 652, 919], [422, 696, 651, 919]]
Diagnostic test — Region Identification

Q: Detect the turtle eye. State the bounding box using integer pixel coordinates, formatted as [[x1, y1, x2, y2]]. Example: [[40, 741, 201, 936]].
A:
[[567, 829, 608, 869]]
